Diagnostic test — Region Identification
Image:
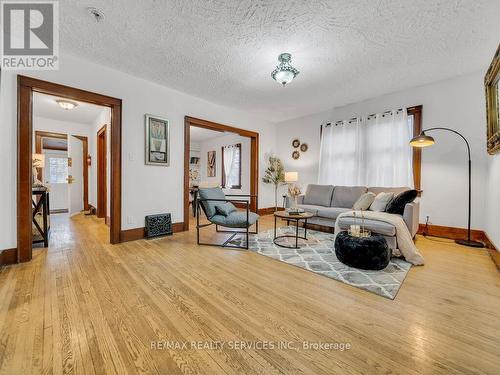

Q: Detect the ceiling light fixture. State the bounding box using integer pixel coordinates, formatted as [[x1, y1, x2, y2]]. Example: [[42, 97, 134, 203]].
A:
[[271, 53, 299, 86], [56, 99, 78, 110], [87, 7, 105, 23]]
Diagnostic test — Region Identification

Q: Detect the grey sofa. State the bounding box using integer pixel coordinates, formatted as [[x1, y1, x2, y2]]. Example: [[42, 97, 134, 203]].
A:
[[286, 184, 419, 250]]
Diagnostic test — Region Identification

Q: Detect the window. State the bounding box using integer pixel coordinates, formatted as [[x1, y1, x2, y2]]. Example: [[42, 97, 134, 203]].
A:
[[319, 106, 421, 188], [221, 143, 241, 189], [48, 157, 68, 184]]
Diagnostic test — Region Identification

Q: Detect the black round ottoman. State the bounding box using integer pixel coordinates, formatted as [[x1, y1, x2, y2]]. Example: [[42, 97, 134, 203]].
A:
[[334, 231, 391, 270]]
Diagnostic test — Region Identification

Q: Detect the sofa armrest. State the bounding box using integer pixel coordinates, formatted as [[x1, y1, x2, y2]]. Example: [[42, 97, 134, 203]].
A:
[[403, 201, 419, 238], [285, 194, 304, 207]]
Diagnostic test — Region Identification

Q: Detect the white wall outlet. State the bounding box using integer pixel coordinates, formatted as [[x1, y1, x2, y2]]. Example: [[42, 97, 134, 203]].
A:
[[127, 215, 134, 224], [128, 152, 134, 161]]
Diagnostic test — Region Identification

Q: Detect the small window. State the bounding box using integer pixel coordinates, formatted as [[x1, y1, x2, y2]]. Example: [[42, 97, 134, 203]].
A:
[[221, 144, 241, 189], [48, 157, 68, 184]]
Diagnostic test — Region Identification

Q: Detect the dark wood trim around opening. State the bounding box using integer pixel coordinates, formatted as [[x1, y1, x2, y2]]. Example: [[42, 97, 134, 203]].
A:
[[184, 116, 259, 231], [408, 105, 423, 193], [97, 125, 107, 219], [73, 135, 90, 211], [221, 143, 242, 189], [17, 75, 122, 263]]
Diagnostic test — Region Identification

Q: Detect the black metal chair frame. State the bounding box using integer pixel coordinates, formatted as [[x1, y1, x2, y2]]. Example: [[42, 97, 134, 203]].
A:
[[196, 194, 259, 250]]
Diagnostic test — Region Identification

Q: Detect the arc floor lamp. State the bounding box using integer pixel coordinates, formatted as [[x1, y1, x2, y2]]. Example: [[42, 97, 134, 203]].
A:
[[410, 127, 484, 248]]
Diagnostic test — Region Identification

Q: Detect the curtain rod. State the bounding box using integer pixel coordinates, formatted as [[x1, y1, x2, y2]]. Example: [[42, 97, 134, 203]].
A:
[[324, 108, 404, 127]]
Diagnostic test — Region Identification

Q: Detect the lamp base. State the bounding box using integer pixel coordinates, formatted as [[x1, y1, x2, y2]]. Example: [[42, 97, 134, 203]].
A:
[[455, 239, 485, 248]]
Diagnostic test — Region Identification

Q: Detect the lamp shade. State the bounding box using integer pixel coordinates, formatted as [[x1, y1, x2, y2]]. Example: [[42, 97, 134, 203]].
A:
[[409, 132, 435, 148], [285, 171, 298, 183], [32, 153, 45, 168]]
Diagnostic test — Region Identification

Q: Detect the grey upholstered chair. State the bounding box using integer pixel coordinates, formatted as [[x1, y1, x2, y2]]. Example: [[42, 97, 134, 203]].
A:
[[196, 187, 259, 249]]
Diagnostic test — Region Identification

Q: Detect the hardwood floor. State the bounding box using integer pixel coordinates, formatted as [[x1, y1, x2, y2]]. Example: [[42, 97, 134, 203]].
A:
[[0, 213, 499, 374]]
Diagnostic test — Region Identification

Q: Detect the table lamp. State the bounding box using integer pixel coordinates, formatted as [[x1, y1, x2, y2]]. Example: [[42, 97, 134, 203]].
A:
[[32, 153, 45, 187]]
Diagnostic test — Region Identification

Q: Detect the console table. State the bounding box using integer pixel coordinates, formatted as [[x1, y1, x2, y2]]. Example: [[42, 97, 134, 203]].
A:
[[32, 187, 50, 247]]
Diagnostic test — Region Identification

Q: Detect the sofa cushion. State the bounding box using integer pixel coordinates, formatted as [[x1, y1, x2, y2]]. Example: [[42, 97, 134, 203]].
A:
[[317, 207, 351, 220], [368, 187, 410, 196], [303, 184, 334, 206], [386, 189, 418, 215], [211, 212, 259, 228], [353, 192, 376, 210], [331, 186, 367, 208], [337, 217, 396, 236], [198, 187, 226, 218], [297, 204, 324, 216], [370, 192, 394, 212]]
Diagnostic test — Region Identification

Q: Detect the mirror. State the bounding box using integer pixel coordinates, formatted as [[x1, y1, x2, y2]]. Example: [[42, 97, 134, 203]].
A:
[[485, 44, 500, 155]]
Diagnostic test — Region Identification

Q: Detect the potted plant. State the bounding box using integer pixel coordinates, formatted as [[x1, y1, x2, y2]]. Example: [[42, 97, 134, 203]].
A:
[[262, 155, 285, 211]]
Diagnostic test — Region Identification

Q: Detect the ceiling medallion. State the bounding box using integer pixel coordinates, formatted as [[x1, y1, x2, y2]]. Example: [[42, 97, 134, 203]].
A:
[[271, 53, 299, 86]]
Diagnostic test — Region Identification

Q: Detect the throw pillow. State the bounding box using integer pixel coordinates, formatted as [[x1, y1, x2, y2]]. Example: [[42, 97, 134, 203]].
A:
[[386, 189, 418, 215], [369, 192, 394, 212], [352, 192, 376, 210], [215, 202, 237, 216]]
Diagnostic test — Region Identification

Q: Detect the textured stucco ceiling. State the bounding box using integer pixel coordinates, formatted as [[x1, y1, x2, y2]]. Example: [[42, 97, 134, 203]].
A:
[[60, 1, 500, 122]]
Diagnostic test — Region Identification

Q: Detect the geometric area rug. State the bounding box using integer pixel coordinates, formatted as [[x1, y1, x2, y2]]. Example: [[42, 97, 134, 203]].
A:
[[230, 226, 412, 300]]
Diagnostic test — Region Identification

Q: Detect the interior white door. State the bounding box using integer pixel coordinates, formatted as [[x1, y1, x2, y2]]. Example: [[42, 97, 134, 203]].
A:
[[43, 151, 69, 211], [68, 136, 84, 216]]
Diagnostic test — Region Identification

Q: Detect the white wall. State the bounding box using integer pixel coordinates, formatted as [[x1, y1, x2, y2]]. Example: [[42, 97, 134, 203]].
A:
[[276, 71, 490, 231], [199, 133, 251, 195], [486, 154, 500, 248], [0, 53, 276, 250]]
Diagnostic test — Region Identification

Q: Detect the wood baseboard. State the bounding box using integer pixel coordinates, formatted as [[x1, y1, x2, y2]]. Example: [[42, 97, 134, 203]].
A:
[[120, 222, 185, 243], [417, 223, 485, 242], [0, 248, 17, 266], [483, 232, 500, 271], [50, 209, 68, 214], [418, 223, 499, 271]]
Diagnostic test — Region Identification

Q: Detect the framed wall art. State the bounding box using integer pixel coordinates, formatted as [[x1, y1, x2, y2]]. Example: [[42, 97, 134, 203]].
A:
[[207, 150, 216, 177], [485, 44, 500, 155], [145, 114, 170, 166]]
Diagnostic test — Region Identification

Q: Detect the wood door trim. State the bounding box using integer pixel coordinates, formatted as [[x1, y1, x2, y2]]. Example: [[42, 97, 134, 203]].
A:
[[73, 135, 89, 211], [97, 125, 107, 219], [183, 116, 259, 231], [17, 75, 122, 263], [408, 105, 423, 193]]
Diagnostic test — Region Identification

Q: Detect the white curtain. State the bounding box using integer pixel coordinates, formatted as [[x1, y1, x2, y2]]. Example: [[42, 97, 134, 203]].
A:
[[223, 146, 235, 187], [318, 109, 413, 187]]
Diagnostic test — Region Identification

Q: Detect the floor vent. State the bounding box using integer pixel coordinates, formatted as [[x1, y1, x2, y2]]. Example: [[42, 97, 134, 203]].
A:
[[145, 213, 173, 238]]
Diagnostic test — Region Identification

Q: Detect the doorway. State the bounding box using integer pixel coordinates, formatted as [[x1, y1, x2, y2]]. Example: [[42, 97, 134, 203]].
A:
[[183, 116, 259, 231], [97, 125, 107, 221], [34, 130, 89, 214], [17, 75, 122, 263]]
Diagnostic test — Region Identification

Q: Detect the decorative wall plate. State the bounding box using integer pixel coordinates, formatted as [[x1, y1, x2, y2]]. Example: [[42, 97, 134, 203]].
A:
[[292, 139, 300, 148], [300, 143, 308, 152], [292, 150, 300, 160]]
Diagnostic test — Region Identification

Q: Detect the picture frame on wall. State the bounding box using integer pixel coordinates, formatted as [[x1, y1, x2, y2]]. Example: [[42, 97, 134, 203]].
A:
[[207, 150, 216, 177], [145, 114, 170, 166], [485, 44, 500, 155]]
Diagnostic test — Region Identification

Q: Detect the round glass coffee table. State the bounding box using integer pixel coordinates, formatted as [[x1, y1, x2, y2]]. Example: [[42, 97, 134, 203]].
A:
[[273, 211, 314, 249]]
